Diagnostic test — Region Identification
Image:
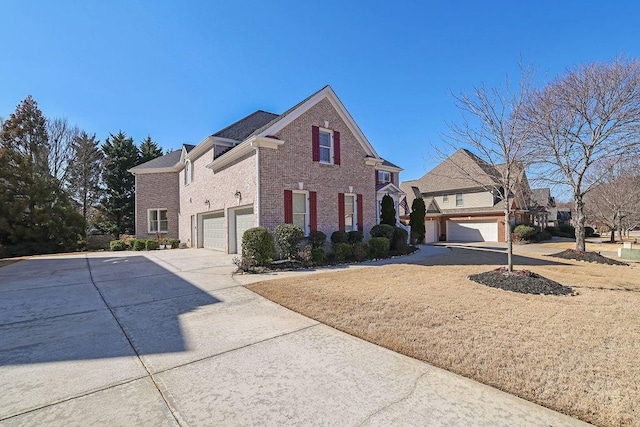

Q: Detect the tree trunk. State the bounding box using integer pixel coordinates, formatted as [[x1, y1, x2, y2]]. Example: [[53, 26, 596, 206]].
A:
[[618, 216, 624, 241], [505, 200, 513, 272], [574, 195, 586, 251]]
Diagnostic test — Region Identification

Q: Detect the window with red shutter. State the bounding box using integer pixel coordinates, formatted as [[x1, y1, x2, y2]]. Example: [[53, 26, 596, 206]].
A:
[[312, 126, 320, 162], [357, 194, 363, 232], [333, 131, 341, 165], [309, 191, 317, 232], [284, 190, 293, 223], [338, 193, 345, 231]]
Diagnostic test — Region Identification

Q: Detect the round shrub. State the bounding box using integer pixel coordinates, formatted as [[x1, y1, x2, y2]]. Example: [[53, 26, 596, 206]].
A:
[[352, 242, 369, 261], [110, 240, 126, 251], [333, 242, 352, 262], [513, 224, 537, 241], [391, 226, 409, 255], [311, 247, 326, 265], [132, 239, 146, 251], [166, 238, 180, 249], [369, 237, 390, 259], [347, 230, 364, 244], [274, 224, 304, 260], [370, 224, 395, 240], [242, 227, 276, 266], [308, 231, 326, 249], [330, 230, 348, 244], [585, 226, 595, 237], [558, 224, 576, 238], [545, 226, 559, 236], [145, 239, 159, 250]]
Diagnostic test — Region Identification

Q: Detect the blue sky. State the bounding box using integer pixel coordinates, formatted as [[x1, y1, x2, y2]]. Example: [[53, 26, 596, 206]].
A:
[[2, 1, 639, 188]]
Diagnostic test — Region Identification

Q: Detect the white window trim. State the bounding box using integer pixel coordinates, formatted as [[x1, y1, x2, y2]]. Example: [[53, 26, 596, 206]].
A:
[[378, 171, 391, 184], [319, 128, 334, 165], [184, 160, 192, 185], [344, 193, 357, 232], [292, 190, 310, 236], [147, 208, 169, 234], [455, 193, 463, 207]]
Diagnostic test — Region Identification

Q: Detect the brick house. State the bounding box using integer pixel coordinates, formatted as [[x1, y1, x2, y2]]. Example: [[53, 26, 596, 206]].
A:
[[400, 149, 532, 243], [129, 86, 404, 253]]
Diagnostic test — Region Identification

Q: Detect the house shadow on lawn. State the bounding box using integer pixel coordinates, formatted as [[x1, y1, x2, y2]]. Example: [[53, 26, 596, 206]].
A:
[[0, 255, 221, 366], [413, 247, 573, 267]]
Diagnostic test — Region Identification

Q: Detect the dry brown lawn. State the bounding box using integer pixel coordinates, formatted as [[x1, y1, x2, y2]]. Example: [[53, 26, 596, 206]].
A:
[[540, 241, 626, 254], [247, 249, 640, 427]]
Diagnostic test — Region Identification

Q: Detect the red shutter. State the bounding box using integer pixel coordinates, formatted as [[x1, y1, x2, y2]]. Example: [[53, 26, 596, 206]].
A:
[[338, 193, 345, 231], [375, 170, 379, 186], [309, 191, 317, 232], [284, 190, 293, 223], [312, 126, 320, 162], [334, 131, 341, 165], [357, 194, 364, 232], [390, 172, 395, 185]]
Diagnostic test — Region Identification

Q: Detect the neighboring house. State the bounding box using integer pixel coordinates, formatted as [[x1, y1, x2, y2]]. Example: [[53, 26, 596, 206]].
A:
[[129, 85, 403, 253], [529, 187, 556, 228], [400, 149, 532, 243]]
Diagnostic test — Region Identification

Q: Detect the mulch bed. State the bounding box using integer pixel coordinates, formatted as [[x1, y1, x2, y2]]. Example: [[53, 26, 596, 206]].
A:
[[469, 267, 575, 296], [549, 249, 629, 266]]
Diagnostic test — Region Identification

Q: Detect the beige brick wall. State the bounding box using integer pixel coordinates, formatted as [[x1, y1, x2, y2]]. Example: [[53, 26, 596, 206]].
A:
[[134, 173, 180, 239], [178, 149, 257, 249], [259, 98, 378, 237]]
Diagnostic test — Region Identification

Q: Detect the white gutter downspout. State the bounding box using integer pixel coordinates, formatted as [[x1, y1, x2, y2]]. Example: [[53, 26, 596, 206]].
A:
[[255, 147, 261, 226]]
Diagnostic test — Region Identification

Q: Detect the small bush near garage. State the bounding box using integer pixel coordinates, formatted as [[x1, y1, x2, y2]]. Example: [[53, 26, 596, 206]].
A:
[[390, 227, 409, 255], [330, 230, 348, 245], [274, 224, 304, 260], [347, 230, 364, 244], [166, 238, 180, 249], [242, 227, 276, 266], [308, 231, 326, 249], [145, 239, 159, 250], [352, 242, 369, 261], [370, 224, 395, 240], [131, 239, 146, 251], [333, 242, 353, 262], [369, 237, 390, 258], [311, 247, 326, 265], [513, 224, 537, 242], [110, 240, 126, 251]]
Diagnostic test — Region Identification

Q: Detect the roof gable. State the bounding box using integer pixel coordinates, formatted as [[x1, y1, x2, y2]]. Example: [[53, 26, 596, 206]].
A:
[[130, 149, 182, 173]]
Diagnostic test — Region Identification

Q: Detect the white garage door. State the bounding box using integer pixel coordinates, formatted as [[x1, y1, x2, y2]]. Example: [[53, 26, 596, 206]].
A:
[[202, 213, 225, 250], [234, 208, 255, 254], [425, 220, 438, 243], [447, 220, 498, 242]]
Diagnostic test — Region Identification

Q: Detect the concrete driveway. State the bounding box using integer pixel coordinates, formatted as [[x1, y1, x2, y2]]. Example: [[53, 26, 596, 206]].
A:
[[0, 248, 587, 426]]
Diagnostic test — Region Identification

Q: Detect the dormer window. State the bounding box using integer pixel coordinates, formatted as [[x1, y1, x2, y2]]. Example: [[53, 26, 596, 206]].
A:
[[378, 171, 391, 184]]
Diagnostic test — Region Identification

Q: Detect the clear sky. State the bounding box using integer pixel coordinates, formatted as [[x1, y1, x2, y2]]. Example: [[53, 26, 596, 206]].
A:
[[2, 1, 639, 186]]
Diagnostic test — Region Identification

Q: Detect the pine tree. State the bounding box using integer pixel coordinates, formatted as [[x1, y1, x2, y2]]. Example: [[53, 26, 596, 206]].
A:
[[100, 131, 139, 238], [139, 135, 163, 164], [380, 194, 396, 226], [67, 132, 104, 236], [409, 198, 426, 244]]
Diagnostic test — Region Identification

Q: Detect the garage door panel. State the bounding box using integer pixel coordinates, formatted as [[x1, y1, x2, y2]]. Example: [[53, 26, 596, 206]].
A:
[[235, 209, 254, 254], [202, 214, 225, 251], [425, 221, 438, 243], [447, 220, 498, 242]]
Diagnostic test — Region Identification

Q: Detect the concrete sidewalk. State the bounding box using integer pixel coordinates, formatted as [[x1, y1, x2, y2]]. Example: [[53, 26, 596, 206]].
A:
[[0, 248, 589, 426]]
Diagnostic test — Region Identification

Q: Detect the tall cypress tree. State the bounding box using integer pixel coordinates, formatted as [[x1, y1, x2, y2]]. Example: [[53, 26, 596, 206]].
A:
[[380, 194, 397, 226], [138, 135, 163, 164], [409, 198, 426, 244], [100, 131, 139, 238]]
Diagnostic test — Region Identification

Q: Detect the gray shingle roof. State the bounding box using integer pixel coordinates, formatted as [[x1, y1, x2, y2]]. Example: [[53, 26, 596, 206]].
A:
[[212, 110, 279, 141], [380, 159, 401, 169], [130, 149, 182, 171], [530, 188, 554, 207]]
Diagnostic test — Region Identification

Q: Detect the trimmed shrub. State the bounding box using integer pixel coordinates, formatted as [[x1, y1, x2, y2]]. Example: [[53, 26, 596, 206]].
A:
[[242, 227, 276, 266], [311, 248, 326, 265], [330, 230, 348, 244], [390, 226, 409, 255], [545, 226, 559, 236], [559, 224, 576, 238], [585, 226, 595, 237], [369, 237, 390, 259], [347, 230, 364, 244], [333, 242, 352, 262], [274, 224, 304, 259], [297, 245, 313, 267], [409, 198, 426, 244], [370, 224, 395, 240], [352, 242, 369, 261], [308, 231, 326, 249], [513, 224, 537, 241], [145, 239, 159, 250], [110, 240, 126, 251], [166, 238, 180, 249], [132, 239, 146, 251], [531, 230, 552, 242], [380, 194, 396, 226]]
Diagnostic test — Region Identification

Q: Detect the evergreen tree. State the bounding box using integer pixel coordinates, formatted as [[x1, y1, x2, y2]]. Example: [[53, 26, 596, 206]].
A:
[[139, 135, 163, 164], [100, 131, 139, 238], [380, 194, 396, 226], [409, 198, 426, 244], [0, 96, 83, 256], [67, 132, 104, 236]]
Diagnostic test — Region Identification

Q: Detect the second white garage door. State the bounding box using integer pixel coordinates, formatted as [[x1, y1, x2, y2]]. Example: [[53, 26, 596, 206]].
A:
[[202, 212, 225, 250], [447, 220, 498, 242], [234, 208, 255, 254]]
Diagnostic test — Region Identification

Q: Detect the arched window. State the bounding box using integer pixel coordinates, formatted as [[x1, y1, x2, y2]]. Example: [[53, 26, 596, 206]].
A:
[[184, 160, 192, 185]]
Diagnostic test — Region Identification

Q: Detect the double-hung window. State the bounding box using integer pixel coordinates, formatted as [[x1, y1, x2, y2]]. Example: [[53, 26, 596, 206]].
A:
[[319, 130, 333, 164], [148, 209, 168, 233], [344, 194, 356, 232], [456, 193, 463, 207], [292, 192, 308, 233], [378, 171, 391, 184]]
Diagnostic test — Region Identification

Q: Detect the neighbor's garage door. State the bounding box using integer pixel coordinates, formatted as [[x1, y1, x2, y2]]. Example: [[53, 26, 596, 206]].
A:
[[425, 220, 438, 243], [234, 208, 254, 254], [202, 212, 225, 250], [447, 220, 498, 242]]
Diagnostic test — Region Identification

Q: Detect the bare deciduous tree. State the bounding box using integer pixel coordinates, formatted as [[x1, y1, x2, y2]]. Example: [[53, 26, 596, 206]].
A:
[[524, 58, 640, 251], [47, 117, 80, 183], [441, 65, 535, 271]]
